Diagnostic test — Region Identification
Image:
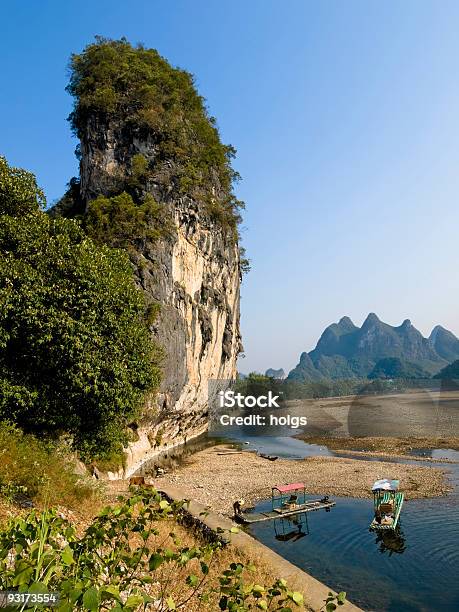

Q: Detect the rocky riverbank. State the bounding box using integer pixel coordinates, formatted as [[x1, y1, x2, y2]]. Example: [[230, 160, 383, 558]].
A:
[[158, 445, 452, 517]]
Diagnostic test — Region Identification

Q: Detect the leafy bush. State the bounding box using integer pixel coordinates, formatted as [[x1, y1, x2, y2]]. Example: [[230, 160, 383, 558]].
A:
[[84, 191, 171, 249], [66, 37, 244, 232], [0, 158, 162, 460], [0, 155, 46, 216], [0, 489, 306, 611]]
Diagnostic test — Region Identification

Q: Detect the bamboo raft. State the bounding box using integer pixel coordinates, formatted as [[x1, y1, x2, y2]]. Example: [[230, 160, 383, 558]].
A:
[[238, 498, 336, 524], [369, 480, 404, 531]]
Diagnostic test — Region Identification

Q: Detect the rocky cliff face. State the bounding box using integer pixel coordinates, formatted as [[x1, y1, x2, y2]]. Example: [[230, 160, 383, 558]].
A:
[[76, 117, 242, 476]]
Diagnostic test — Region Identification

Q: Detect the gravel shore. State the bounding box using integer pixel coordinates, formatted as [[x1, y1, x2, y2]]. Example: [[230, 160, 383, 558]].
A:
[[159, 446, 452, 517]]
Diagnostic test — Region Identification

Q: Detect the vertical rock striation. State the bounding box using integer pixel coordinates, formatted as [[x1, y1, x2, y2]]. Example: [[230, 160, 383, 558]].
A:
[[75, 118, 242, 474], [59, 39, 244, 475]]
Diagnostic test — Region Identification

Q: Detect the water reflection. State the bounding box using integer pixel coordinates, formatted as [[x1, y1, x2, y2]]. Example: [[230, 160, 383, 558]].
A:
[[273, 512, 309, 542], [373, 524, 407, 556]]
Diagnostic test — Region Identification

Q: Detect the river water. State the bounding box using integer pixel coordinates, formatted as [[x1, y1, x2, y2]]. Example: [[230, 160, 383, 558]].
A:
[[140, 401, 459, 611], [211, 426, 459, 611]]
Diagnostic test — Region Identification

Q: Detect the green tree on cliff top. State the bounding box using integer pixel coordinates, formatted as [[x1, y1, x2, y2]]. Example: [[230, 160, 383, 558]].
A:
[[66, 36, 244, 233]]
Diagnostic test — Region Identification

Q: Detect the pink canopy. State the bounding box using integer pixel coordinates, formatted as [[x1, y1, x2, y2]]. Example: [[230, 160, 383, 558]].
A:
[[273, 482, 305, 494]]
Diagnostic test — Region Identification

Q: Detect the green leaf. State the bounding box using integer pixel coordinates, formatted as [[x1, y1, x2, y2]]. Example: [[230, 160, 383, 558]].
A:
[[29, 582, 48, 593], [125, 595, 144, 608], [149, 552, 163, 570], [186, 574, 199, 587], [102, 585, 121, 601], [291, 591, 304, 605], [200, 561, 209, 575], [13, 566, 34, 586], [337, 591, 347, 604], [82, 586, 100, 611], [230, 527, 239, 533], [166, 596, 176, 610], [61, 544, 74, 565]]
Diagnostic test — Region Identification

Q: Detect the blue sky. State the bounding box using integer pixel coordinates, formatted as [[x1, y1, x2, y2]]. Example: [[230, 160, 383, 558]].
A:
[[1, 1, 458, 373]]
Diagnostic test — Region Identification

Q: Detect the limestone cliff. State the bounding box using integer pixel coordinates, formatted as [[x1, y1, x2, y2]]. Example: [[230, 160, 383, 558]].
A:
[[59, 39, 243, 475], [76, 122, 242, 475]]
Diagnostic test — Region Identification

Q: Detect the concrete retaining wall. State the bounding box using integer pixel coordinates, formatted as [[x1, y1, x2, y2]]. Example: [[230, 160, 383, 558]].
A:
[[158, 483, 363, 612]]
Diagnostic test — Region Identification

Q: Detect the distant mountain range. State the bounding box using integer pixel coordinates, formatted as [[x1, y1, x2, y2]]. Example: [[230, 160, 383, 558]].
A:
[[288, 314, 459, 381]]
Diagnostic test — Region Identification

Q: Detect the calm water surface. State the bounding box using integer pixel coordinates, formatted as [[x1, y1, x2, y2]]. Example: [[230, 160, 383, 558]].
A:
[[210, 427, 459, 611], [138, 417, 459, 610]]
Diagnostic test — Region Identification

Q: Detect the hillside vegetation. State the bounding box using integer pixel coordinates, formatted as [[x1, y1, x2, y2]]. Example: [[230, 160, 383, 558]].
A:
[[0, 155, 161, 461]]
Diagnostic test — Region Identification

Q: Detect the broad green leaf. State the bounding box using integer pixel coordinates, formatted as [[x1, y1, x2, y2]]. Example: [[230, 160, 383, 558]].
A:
[[125, 595, 144, 608], [82, 586, 100, 611], [186, 574, 199, 587], [61, 545, 74, 565], [291, 591, 303, 605], [149, 552, 163, 570], [102, 585, 120, 601]]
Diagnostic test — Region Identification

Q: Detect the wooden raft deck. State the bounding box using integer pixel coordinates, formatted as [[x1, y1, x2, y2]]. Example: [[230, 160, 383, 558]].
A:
[[239, 499, 336, 524]]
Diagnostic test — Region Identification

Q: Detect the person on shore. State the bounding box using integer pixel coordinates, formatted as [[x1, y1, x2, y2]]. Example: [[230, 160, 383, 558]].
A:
[[233, 499, 245, 517]]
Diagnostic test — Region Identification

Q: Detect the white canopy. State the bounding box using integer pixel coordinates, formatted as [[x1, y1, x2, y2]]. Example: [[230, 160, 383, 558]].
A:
[[372, 479, 399, 492]]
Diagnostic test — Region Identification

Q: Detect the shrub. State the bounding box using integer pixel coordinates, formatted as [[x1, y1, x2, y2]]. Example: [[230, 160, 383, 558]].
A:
[[0, 422, 98, 511], [0, 160, 162, 460], [83, 191, 171, 249], [0, 155, 45, 216]]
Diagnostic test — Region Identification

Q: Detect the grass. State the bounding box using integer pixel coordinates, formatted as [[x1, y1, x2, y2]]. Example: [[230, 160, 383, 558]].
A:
[[0, 421, 101, 521]]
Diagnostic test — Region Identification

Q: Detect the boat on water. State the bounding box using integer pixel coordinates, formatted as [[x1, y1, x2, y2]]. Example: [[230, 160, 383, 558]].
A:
[[370, 479, 404, 531], [235, 482, 335, 523], [259, 452, 278, 461]]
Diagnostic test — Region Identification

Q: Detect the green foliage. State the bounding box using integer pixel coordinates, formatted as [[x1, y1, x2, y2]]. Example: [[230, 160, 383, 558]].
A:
[[235, 374, 285, 407], [216, 567, 304, 611], [239, 246, 251, 274], [66, 37, 244, 232], [0, 156, 45, 216], [368, 357, 429, 380], [83, 191, 171, 249], [0, 181, 161, 459], [128, 154, 150, 188], [0, 422, 98, 509], [0, 489, 303, 611], [322, 591, 347, 611]]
